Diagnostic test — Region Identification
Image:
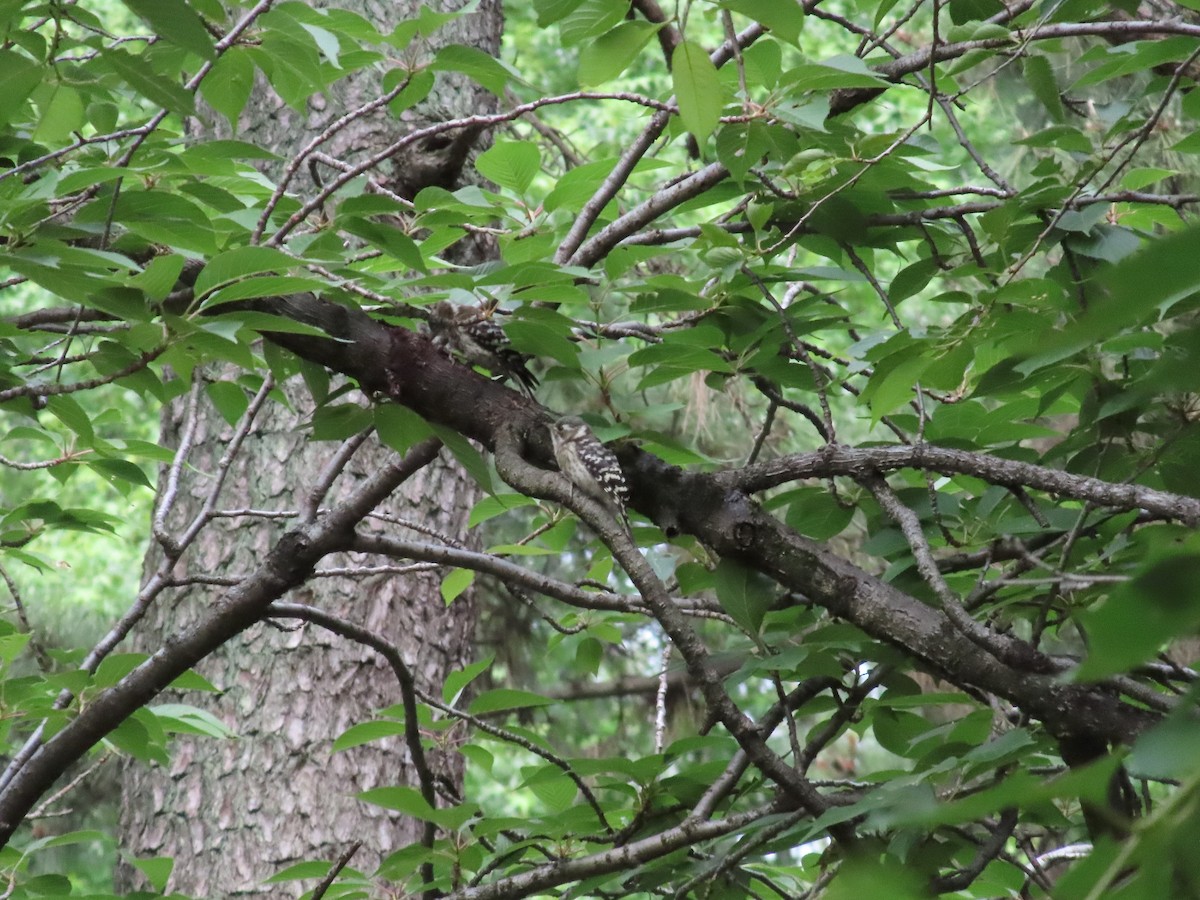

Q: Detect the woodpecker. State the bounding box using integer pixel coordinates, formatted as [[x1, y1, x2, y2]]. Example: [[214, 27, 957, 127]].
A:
[[428, 301, 538, 397], [549, 415, 631, 530]]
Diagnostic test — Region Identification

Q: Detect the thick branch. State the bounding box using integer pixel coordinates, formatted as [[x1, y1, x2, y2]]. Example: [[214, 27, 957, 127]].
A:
[[240, 291, 1162, 747]]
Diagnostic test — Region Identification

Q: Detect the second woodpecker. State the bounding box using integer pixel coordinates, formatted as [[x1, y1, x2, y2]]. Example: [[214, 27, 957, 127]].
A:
[[550, 416, 631, 530], [428, 300, 539, 397]]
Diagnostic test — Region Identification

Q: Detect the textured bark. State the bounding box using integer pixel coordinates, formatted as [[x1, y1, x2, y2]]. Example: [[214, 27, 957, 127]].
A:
[[117, 1, 502, 894]]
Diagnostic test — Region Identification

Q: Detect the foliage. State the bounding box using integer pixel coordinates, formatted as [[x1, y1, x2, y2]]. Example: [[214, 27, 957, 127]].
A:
[[2, 0, 1200, 897]]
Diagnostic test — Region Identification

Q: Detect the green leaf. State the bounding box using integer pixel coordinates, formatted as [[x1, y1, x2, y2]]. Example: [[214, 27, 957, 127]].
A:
[[45, 395, 95, 445], [265, 861, 334, 883], [521, 766, 577, 812], [104, 190, 217, 254], [0, 49, 44, 127], [535, 0, 583, 27], [167, 669, 221, 692], [310, 402, 371, 442], [432, 44, 514, 97], [358, 785, 435, 818], [782, 488, 855, 539], [92, 652, 150, 688], [206, 380, 250, 427], [106, 709, 169, 765], [475, 139, 540, 194], [1076, 553, 1200, 679], [443, 656, 493, 704], [103, 47, 196, 115], [201, 275, 330, 309], [1131, 717, 1200, 780], [1023, 55, 1064, 122], [149, 703, 236, 739], [194, 246, 298, 299], [578, 21, 660, 85], [713, 558, 774, 634], [721, 0, 805, 44], [468, 493, 537, 527], [124, 0, 215, 59], [429, 424, 492, 490], [31, 82, 84, 144], [200, 48, 256, 125], [672, 41, 722, 144], [559, 0, 626, 46], [781, 56, 888, 91], [374, 404, 434, 455], [440, 568, 474, 604], [468, 688, 554, 715], [340, 218, 426, 272], [87, 458, 154, 490], [1018, 224, 1200, 373], [861, 351, 931, 421], [333, 719, 408, 752], [131, 254, 187, 303]]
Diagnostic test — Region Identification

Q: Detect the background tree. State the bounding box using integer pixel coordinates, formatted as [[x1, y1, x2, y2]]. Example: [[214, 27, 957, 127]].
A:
[[1, 1, 1200, 898], [112, 1, 501, 894]]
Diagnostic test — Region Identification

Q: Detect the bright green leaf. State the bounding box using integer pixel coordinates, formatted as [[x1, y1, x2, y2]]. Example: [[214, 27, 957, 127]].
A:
[[440, 567, 474, 604], [475, 139, 540, 194], [124, 0, 215, 59], [672, 41, 722, 144]]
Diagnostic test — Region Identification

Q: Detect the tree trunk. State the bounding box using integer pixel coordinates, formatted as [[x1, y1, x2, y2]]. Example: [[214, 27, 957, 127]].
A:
[[118, 2, 502, 894]]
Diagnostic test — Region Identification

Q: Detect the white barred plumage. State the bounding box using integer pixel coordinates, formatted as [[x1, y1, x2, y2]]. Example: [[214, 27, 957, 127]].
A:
[[549, 415, 631, 529]]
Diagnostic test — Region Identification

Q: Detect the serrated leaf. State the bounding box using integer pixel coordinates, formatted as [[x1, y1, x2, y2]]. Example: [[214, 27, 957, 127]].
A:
[[265, 861, 334, 883], [672, 41, 722, 143], [333, 719, 408, 752], [149, 703, 236, 739], [475, 139, 540, 194], [468, 493, 537, 527], [431, 44, 514, 97], [103, 47, 196, 115], [201, 275, 329, 309], [340, 218, 426, 272], [713, 558, 774, 634], [32, 82, 84, 144], [87, 458, 154, 489], [535, 0, 582, 27], [131, 254, 186, 302], [721, 0, 805, 44], [443, 656, 493, 704], [167, 669, 220, 692], [782, 488, 855, 539], [559, 0, 627, 46], [200, 48, 256, 125], [374, 404, 433, 454], [0, 49, 44, 127], [1023, 55, 1063, 122], [578, 21, 660, 85], [130, 856, 174, 893], [524, 768, 576, 811], [1076, 554, 1200, 679], [124, 0, 215, 59], [358, 785, 435, 818], [468, 688, 554, 715], [194, 246, 298, 299], [93, 652, 150, 688], [429, 424, 492, 490], [440, 568, 474, 604], [206, 381, 249, 426]]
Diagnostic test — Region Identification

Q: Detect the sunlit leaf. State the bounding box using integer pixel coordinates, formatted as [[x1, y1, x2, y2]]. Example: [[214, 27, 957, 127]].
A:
[[672, 40, 722, 144]]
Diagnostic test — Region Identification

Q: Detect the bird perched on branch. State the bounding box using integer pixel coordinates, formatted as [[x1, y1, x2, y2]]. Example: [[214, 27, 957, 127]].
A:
[[549, 415, 631, 530], [428, 300, 539, 397]]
